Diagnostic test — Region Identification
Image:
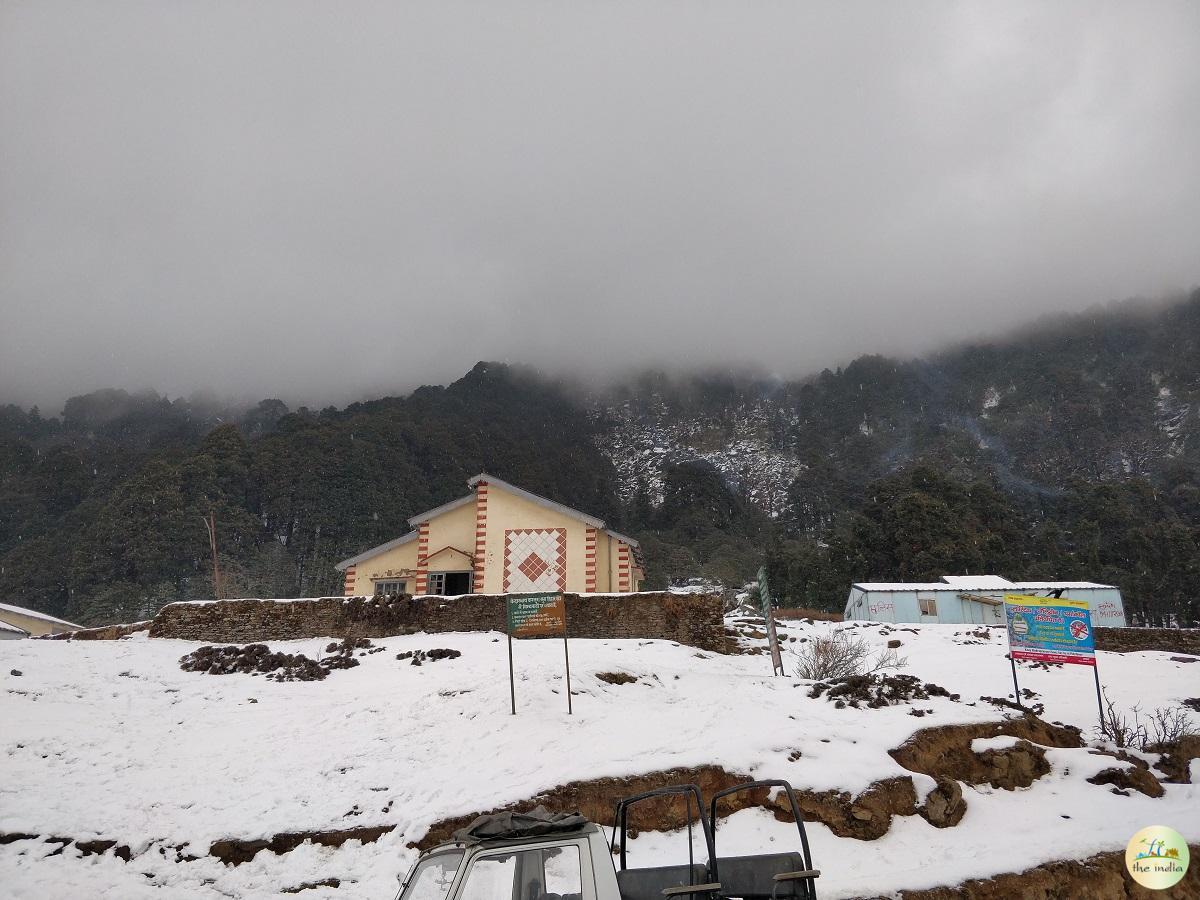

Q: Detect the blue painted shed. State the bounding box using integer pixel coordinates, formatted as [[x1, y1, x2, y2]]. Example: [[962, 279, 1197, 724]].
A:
[[843, 575, 1126, 627]]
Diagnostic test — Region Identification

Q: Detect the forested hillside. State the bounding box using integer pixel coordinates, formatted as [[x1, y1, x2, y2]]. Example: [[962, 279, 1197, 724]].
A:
[[3, 292, 1199, 626]]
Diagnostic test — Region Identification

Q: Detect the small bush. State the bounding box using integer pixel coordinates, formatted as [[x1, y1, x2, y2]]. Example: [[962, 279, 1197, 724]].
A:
[[791, 629, 907, 681], [1097, 690, 1198, 751]]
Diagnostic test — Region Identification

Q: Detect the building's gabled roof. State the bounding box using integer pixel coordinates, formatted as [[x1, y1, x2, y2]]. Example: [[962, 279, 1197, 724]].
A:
[[334, 530, 418, 571], [336, 474, 638, 572], [424, 545, 475, 566], [0, 618, 31, 637], [405, 493, 476, 528], [467, 474, 608, 530], [0, 601, 82, 630], [603, 528, 641, 551]]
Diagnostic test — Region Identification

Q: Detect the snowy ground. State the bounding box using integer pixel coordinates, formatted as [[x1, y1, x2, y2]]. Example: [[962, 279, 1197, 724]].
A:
[[1, 619, 1197, 898]]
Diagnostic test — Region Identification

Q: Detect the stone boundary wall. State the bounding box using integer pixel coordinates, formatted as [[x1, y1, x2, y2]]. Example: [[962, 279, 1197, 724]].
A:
[[147, 592, 726, 652], [43, 621, 152, 641], [1095, 626, 1200, 655]]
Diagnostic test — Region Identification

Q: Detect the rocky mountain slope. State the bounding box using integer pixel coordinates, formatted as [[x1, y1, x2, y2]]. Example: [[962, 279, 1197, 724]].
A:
[[3, 291, 1200, 626]]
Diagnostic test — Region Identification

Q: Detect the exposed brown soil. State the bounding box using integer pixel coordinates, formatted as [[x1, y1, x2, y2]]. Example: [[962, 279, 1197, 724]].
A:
[[414, 766, 755, 849], [809, 674, 960, 709], [596, 671, 639, 685], [889, 716, 1082, 790], [880, 845, 1200, 899], [179, 640, 369, 682], [1086, 766, 1165, 798], [282, 877, 342, 893], [1153, 735, 1200, 784], [3, 825, 392, 868], [209, 825, 393, 865], [417, 765, 948, 849]]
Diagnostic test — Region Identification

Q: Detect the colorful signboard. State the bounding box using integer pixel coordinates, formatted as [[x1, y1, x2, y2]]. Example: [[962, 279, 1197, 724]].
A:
[[1004, 594, 1096, 666], [507, 593, 566, 638]]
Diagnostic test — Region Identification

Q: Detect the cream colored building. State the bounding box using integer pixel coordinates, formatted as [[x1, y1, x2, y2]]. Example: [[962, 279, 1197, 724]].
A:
[[0, 602, 82, 638], [335, 474, 645, 597]]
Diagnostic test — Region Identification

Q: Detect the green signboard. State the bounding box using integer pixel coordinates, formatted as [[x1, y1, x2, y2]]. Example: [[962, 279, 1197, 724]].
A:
[[507, 593, 566, 638]]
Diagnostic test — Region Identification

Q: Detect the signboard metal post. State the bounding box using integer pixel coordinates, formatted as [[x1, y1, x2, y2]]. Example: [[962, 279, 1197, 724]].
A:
[[506, 593, 572, 715], [1004, 594, 1105, 726]]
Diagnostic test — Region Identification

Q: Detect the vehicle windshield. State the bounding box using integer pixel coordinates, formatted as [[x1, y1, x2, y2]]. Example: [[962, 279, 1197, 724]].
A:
[[400, 850, 465, 900]]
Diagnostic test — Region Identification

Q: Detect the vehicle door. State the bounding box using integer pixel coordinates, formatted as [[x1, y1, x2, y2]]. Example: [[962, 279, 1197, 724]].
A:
[[455, 841, 595, 900]]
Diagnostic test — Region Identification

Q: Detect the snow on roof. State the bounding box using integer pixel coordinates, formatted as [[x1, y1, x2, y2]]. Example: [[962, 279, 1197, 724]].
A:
[[0, 618, 31, 637], [851, 583, 957, 591], [0, 602, 82, 629], [1013, 581, 1116, 590], [938, 576, 1016, 590]]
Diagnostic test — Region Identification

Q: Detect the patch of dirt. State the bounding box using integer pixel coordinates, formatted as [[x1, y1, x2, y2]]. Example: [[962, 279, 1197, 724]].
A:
[[1086, 765, 1165, 798], [209, 825, 393, 865], [778, 776, 919, 841], [596, 671, 638, 685], [889, 716, 1082, 791], [418, 766, 935, 849], [919, 778, 966, 828], [179, 642, 363, 681], [415, 766, 754, 849], [282, 877, 342, 893], [809, 674, 960, 709], [883, 845, 1200, 899], [396, 648, 462, 665], [979, 693, 1045, 716], [1153, 735, 1200, 784]]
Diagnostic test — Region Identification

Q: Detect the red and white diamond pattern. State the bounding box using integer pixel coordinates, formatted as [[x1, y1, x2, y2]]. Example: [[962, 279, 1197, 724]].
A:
[[504, 528, 566, 593]]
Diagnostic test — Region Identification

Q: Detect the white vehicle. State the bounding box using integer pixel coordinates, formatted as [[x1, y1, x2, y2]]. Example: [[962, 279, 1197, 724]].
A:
[[396, 782, 819, 900]]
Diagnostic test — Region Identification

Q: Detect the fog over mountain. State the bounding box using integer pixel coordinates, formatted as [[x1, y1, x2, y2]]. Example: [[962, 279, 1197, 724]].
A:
[[2, 1, 1199, 410]]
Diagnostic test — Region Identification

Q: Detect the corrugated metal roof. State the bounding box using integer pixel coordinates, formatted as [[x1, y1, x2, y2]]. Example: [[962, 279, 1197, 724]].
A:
[[1013, 581, 1116, 590], [851, 583, 955, 591], [939, 575, 1016, 589]]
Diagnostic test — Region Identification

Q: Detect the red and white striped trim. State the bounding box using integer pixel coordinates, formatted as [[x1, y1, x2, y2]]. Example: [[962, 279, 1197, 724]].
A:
[[343, 565, 357, 596], [414, 522, 431, 595], [584, 528, 598, 592], [473, 481, 489, 593], [617, 542, 631, 592]]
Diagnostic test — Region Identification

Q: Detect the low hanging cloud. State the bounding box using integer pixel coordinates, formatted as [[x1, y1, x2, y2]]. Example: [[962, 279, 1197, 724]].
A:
[[2, 1, 1198, 411]]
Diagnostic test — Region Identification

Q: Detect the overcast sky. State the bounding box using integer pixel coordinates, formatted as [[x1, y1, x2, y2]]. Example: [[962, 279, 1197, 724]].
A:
[[2, 1, 1199, 411]]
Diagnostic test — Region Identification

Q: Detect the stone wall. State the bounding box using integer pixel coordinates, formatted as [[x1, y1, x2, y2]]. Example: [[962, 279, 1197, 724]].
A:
[[44, 621, 151, 641], [1095, 626, 1200, 656], [147, 592, 727, 652]]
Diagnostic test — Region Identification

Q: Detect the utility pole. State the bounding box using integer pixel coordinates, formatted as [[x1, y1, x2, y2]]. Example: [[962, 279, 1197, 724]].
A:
[[202, 510, 223, 600]]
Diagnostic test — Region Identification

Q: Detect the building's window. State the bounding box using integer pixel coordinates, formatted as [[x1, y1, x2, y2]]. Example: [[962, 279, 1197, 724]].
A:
[[426, 572, 472, 596], [919, 597, 937, 616], [375, 579, 407, 597]]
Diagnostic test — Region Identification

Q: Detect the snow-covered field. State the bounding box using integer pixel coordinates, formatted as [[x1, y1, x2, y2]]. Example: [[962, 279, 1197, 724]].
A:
[[2, 620, 1197, 898]]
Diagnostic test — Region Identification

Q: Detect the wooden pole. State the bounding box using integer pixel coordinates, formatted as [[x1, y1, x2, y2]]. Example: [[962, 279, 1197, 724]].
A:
[[202, 511, 222, 600]]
